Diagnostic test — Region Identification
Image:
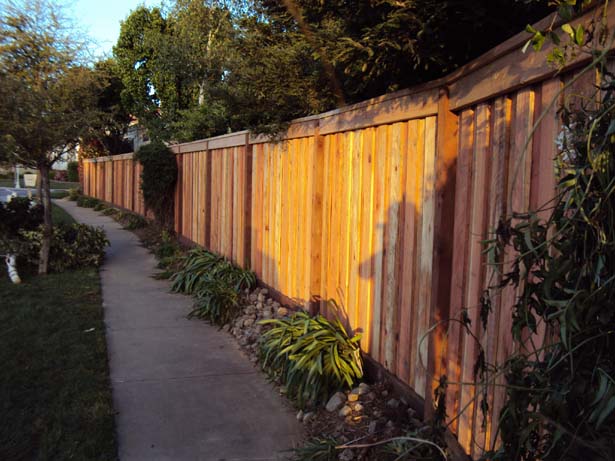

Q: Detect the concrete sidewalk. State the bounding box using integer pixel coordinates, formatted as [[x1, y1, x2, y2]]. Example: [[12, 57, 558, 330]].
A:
[[54, 200, 302, 461]]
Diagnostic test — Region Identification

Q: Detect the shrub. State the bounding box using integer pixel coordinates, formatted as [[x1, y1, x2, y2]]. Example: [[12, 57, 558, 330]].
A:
[[21, 223, 109, 272], [134, 141, 177, 228], [93, 202, 106, 211], [76, 196, 100, 208], [171, 248, 256, 327], [259, 310, 363, 408], [50, 190, 69, 199], [68, 188, 81, 201], [122, 213, 148, 230], [188, 280, 242, 327], [171, 249, 224, 294], [102, 207, 118, 216], [67, 161, 79, 182], [0, 197, 43, 254]]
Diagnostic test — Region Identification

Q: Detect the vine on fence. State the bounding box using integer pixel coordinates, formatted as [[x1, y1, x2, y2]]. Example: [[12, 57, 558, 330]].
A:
[[134, 141, 177, 229], [441, 2, 615, 459]]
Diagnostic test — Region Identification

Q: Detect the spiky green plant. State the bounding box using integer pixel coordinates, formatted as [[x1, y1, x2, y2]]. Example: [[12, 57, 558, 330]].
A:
[[170, 249, 223, 294], [188, 279, 241, 327], [290, 437, 339, 461], [259, 309, 363, 408]]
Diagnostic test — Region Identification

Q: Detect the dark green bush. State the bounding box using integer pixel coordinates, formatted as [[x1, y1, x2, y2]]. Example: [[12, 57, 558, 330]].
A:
[[102, 207, 118, 216], [76, 195, 100, 208], [122, 213, 148, 230], [0, 197, 43, 254], [93, 202, 106, 211], [134, 141, 177, 228], [171, 248, 256, 327], [188, 280, 242, 327], [259, 310, 363, 408], [68, 188, 81, 201], [21, 224, 109, 272], [67, 161, 79, 182], [171, 249, 224, 294]]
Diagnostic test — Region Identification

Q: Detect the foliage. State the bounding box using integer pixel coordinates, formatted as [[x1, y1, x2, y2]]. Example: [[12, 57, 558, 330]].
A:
[[171, 247, 256, 326], [77, 195, 101, 208], [134, 141, 177, 228], [0, 268, 117, 460], [121, 212, 148, 230], [113, 1, 234, 142], [93, 202, 107, 212], [259, 310, 363, 408], [188, 279, 242, 326], [21, 224, 109, 273], [68, 188, 81, 201], [0, 0, 103, 274], [290, 436, 339, 461], [439, 7, 615, 458], [480, 73, 615, 460], [171, 248, 222, 293], [50, 190, 69, 199], [0, 197, 43, 253], [171, 248, 256, 294], [102, 207, 119, 217], [67, 161, 79, 182]]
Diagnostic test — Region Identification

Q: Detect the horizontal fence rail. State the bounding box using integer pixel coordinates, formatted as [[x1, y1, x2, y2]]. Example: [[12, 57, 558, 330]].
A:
[[81, 4, 615, 457]]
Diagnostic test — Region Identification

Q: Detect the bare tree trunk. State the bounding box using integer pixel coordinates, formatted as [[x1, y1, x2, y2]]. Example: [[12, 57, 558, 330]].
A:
[[38, 164, 52, 275]]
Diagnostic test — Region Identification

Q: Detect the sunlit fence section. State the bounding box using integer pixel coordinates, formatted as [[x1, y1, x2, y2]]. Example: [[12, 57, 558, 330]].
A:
[[81, 3, 615, 456]]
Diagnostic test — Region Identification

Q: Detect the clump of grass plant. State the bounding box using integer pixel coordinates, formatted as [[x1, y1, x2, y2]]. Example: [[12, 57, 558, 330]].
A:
[[76, 196, 100, 208], [171, 248, 256, 327], [259, 309, 363, 408]]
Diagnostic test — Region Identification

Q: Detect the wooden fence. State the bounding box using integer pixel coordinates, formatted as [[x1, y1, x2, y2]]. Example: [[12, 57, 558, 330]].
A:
[[82, 5, 615, 457]]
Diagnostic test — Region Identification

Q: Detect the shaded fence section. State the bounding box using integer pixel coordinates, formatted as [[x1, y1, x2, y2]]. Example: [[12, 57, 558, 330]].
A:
[[82, 5, 614, 456]]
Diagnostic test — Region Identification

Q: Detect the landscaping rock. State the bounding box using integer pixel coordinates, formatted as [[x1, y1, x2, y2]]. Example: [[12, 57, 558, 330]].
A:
[[386, 398, 399, 409], [353, 403, 364, 413], [339, 405, 352, 417], [368, 420, 378, 434], [347, 393, 359, 402], [303, 412, 314, 423], [339, 448, 355, 461], [277, 307, 289, 317], [326, 392, 347, 412], [296, 410, 304, 421]]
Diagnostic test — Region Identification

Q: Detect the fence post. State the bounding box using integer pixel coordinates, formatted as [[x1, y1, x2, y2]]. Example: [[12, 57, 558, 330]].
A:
[[174, 147, 183, 237], [425, 86, 459, 416]]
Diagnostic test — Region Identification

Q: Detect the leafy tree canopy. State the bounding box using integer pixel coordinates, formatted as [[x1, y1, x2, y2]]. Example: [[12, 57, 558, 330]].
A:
[[113, 0, 553, 139]]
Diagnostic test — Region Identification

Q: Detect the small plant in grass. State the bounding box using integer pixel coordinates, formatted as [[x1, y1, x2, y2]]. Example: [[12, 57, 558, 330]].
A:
[[188, 279, 242, 326], [259, 309, 363, 408]]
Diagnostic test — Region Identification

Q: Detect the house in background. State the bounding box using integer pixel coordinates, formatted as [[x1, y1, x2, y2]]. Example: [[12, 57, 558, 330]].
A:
[[123, 118, 150, 153]]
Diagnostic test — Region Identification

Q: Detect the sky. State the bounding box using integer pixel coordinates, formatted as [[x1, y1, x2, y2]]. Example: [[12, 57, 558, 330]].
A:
[[69, 0, 161, 58]]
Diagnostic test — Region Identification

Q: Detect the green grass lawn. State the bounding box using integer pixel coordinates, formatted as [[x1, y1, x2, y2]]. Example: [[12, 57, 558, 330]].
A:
[[0, 206, 116, 459], [51, 203, 76, 226], [0, 268, 117, 460]]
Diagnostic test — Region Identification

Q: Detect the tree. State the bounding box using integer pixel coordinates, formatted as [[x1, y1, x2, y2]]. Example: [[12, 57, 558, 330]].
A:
[[81, 59, 133, 157], [0, 0, 101, 274], [114, 1, 235, 142]]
